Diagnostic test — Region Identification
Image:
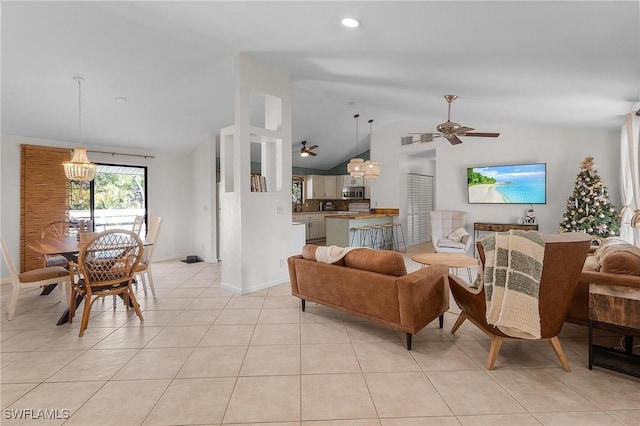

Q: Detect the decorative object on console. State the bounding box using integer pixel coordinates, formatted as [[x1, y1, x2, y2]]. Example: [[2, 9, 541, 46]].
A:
[[363, 119, 380, 180], [524, 207, 536, 224], [63, 77, 97, 184], [559, 156, 619, 238], [347, 113, 365, 177]]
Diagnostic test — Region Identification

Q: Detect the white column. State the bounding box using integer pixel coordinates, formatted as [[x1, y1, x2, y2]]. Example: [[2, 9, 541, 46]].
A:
[[220, 54, 292, 294]]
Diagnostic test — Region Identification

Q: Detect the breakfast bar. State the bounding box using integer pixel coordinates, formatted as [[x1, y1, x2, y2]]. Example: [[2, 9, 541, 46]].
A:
[[325, 208, 399, 248]]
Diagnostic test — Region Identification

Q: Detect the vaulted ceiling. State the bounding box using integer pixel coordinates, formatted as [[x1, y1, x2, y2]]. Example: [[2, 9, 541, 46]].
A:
[[2, 1, 639, 169]]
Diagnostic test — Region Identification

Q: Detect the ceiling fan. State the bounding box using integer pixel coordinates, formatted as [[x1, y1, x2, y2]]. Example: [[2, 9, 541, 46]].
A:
[[298, 140, 318, 157], [409, 95, 500, 145]]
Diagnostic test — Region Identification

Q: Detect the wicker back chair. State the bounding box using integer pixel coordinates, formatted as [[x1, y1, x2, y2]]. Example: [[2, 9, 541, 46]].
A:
[[40, 220, 79, 268], [68, 229, 144, 336]]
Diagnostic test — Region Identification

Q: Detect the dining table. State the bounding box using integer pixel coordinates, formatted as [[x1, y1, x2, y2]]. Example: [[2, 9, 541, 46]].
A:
[[27, 235, 151, 326]]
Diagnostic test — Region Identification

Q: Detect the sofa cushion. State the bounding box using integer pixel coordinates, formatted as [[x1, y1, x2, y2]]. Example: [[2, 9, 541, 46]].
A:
[[601, 251, 640, 276], [592, 237, 640, 276], [344, 249, 407, 277]]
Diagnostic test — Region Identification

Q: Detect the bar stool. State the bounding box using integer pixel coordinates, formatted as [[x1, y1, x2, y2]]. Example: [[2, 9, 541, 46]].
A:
[[370, 225, 386, 249], [350, 226, 373, 248], [392, 223, 407, 252], [380, 223, 395, 250]]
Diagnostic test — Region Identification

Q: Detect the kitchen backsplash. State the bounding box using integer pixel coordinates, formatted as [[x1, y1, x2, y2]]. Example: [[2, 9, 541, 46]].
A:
[[292, 199, 368, 213]]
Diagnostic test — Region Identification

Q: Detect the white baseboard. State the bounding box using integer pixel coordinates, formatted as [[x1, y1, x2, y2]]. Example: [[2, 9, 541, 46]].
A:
[[221, 278, 287, 296]]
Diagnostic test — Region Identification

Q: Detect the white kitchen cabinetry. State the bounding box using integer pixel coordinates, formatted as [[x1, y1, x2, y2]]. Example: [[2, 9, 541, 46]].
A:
[[293, 213, 321, 241], [323, 175, 337, 199], [306, 175, 338, 200], [341, 175, 364, 187]]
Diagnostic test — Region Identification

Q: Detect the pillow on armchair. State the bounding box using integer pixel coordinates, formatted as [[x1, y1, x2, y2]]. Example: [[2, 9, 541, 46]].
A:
[[447, 227, 470, 243]]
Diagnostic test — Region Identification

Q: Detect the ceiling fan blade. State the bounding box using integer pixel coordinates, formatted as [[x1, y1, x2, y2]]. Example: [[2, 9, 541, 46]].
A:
[[462, 132, 500, 138], [308, 145, 318, 150], [453, 126, 475, 134], [447, 135, 463, 145], [308, 151, 317, 156]]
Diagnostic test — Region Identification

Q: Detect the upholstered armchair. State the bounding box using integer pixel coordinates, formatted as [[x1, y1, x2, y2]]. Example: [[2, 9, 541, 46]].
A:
[[449, 232, 591, 371], [430, 210, 472, 254]]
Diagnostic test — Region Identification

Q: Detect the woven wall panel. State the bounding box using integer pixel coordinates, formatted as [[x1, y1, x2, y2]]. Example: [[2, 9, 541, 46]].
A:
[[20, 145, 70, 272]]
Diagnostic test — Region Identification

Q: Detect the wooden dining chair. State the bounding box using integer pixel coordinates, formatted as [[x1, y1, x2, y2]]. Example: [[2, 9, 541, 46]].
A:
[[68, 229, 144, 336], [135, 216, 162, 297], [131, 215, 144, 235], [40, 220, 79, 267], [1, 234, 70, 320]]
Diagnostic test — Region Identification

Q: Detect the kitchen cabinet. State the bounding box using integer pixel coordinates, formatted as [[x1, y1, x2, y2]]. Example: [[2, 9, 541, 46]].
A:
[[305, 175, 338, 200], [292, 213, 322, 241], [340, 175, 364, 187]]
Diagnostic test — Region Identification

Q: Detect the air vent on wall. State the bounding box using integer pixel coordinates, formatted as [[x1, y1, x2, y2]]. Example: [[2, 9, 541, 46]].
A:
[[401, 136, 413, 145]]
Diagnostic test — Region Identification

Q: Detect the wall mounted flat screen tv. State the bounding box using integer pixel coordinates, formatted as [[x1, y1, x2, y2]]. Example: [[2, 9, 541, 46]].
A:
[[467, 163, 546, 204]]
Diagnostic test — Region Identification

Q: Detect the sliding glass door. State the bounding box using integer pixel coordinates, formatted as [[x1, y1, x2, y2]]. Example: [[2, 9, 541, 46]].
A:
[[69, 164, 147, 234]]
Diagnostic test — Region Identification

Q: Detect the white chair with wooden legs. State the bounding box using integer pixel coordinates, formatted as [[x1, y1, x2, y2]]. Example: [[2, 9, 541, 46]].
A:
[[1, 234, 70, 320], [135, 216, 162, 297], [131, 215, 144, 235]]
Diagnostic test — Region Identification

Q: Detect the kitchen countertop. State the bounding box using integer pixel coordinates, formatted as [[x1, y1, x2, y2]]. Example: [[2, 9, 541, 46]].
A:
[[324, 212, 398, 219]]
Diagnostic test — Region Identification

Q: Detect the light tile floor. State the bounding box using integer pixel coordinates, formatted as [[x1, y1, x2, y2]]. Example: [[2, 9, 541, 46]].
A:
[[1, 244, 639, 425]]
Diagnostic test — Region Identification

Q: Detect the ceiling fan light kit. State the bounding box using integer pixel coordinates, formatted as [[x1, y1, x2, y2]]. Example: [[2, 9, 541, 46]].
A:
[[299, 140, 318, 157]]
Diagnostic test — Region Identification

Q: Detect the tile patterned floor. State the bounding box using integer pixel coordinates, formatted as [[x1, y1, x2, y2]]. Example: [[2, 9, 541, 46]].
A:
[[1, 245, 639, 425]]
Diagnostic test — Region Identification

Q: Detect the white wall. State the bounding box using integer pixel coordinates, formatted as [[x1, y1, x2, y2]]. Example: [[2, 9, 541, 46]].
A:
[[220, 54, 293, 294], [370, 120, 439, 242], [189, 135, 217, 262], [372, 122, 621, 247], [0, 134, 193, 269]]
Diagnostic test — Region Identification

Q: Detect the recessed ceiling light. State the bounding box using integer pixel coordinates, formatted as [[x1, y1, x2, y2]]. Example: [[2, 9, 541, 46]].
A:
[[115, 97, 127, 104], [341, 18, 360, 28]]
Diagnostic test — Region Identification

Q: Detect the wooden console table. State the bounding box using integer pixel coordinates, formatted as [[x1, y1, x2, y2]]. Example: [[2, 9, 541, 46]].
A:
[[588, 283, 640, 378], [473, 223, 539, 255]]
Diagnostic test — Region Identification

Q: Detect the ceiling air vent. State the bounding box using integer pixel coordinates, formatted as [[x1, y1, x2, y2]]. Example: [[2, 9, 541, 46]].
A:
[[401, 136, 414, 146]]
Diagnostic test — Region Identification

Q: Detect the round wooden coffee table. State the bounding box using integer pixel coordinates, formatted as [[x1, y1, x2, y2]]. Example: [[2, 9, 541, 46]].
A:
[[410, 253, 477, 281]]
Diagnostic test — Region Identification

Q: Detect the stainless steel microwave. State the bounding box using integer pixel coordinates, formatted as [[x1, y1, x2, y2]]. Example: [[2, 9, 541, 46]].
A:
[[341, 186, 364, 200]]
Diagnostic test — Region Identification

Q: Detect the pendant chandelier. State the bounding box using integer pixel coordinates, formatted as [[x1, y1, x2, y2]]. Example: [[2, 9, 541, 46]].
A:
[[63, 77, 97, 183], [347, 113, 365, 177], [363, 119, 380, 180]]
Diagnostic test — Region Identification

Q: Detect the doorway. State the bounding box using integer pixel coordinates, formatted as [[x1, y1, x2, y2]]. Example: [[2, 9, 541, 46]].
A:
[[406, 173, 434, 246]]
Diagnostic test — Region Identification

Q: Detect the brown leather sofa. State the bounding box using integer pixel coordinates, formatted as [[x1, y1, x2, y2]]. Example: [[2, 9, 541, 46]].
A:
[[567, 239, 640, 327], [287, 245, 449, 350]]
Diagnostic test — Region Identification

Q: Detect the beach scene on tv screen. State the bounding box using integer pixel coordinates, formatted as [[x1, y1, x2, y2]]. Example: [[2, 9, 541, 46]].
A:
[[468, 164, 546, 204]]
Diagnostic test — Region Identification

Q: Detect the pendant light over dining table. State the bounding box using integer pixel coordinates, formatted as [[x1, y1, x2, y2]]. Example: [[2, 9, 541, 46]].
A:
[[63, 77, 97, 183]]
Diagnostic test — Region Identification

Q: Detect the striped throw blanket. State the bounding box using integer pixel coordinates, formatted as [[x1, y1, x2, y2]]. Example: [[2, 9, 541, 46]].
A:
[[479, 230, 545, 339]]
